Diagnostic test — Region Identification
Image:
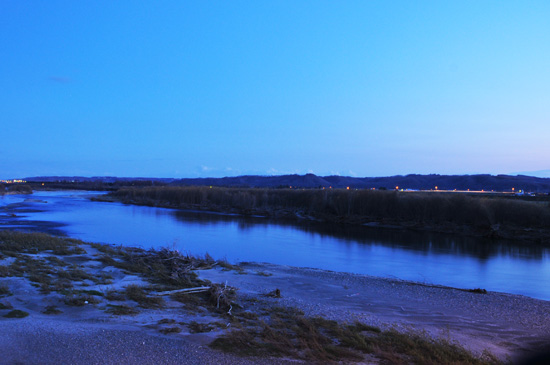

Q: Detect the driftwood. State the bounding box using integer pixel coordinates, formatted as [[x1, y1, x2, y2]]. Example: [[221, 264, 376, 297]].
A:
[[155, 286, 211, 296]]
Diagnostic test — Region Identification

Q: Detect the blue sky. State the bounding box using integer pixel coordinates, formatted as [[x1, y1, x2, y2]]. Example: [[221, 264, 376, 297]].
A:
[[1, 1, 549, 178]]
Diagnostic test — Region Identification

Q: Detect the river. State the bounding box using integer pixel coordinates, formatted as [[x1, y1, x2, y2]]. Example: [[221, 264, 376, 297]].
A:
[[1, 190, 549, 300]]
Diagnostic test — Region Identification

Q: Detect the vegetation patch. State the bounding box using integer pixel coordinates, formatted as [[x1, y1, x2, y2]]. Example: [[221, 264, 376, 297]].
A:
[[3, 309, 29, 318], [159, 326, 182, 334], [211, 308, 496, 364], [188, 321, 214, 333], [104, 289, 126, 301], [255, 271, 272, 277], [43, 305, 62, 315], [0, 285, 12, 297], [0, 231, 85, 255], [105, 304, 139, 316], [217, 259, 244, 273], [0, 302, 13, 310], [125, 285, 164, 308], [64, 294, 101, 307], [0, 265, 9, 277]]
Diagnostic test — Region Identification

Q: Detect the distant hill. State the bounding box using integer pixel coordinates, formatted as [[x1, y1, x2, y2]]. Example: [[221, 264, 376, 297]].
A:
[[170, 173, 550, 192], [22, 174, 550, 192], [25, 176, 175, 184]]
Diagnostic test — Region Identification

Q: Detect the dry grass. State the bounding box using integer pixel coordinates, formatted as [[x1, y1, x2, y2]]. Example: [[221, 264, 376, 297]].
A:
[[42, 305, 62, 315], [3, 309, 29, 318], [105, 304, 139, 315], [64, 294, 101, 307], [124, 285, 164, 308], [0, 285, 11, 297], [0, 231, 85, 255], [159, 326, 182, 334], [188, 321, 214, 333], [211, 307, 498, 364]]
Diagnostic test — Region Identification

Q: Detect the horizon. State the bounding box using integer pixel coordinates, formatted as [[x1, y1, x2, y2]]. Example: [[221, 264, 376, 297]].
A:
[[2, 1, 549, 179], [5, 170, 550, 181]]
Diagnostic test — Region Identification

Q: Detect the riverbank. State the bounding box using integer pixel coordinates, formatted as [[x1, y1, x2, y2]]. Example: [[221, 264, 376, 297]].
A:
[[1, 231, 548, 363], [94, 186, 550, 245]]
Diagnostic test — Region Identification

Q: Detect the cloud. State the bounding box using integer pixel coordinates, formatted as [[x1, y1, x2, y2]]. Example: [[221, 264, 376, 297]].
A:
[[48, 76, 72, 83]]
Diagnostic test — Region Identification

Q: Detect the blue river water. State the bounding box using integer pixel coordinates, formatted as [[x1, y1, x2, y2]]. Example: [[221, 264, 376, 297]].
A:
[[2, 190, 549, 300]]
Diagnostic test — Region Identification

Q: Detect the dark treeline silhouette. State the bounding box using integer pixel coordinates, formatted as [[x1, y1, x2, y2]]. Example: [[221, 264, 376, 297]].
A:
[[25, 180, 167, 192], [105, 186, 550, 244], [169, 173, 550, 192], [18, 173, 550, 192], [0, 183, 33, 194]]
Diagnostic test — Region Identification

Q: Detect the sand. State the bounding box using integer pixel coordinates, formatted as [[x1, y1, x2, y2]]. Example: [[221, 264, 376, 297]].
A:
[[1, 244, 549, 364]]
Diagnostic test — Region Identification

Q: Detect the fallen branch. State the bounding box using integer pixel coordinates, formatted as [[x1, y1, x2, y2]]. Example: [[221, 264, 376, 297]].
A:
[[155, 286, 211, 296]]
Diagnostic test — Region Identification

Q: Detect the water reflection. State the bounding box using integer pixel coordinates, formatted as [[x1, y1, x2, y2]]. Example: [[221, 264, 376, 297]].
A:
[[169, 209, 547, 262]]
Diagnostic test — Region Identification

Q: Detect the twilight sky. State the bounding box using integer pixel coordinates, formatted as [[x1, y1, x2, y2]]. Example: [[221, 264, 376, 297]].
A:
[[1, 1, 549, 179]]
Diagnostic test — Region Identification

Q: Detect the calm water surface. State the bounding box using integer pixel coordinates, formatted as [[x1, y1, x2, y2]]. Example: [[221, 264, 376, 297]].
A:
[[2, 190, 549, 300]]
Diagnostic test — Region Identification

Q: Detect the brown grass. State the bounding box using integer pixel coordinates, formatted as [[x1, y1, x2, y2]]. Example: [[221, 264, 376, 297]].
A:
[[211, 307, 498, 364], [124, 285, 164, 308]]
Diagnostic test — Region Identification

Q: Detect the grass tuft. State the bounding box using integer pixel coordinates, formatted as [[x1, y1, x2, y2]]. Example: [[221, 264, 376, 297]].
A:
[[211, 306, 495, 364], [188, 321, 214, 333], [105, 304, 139, 316], [64, 294, 101, 307], [125, 285, 164, 308], [159, 326, 182, 334], [3, 309, 29, 318], [0, 285, 12, 297], [42, 305, 62, 315]]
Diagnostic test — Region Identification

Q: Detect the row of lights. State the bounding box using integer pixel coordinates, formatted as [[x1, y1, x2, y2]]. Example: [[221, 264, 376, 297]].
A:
[[0, 179, 26, 184]]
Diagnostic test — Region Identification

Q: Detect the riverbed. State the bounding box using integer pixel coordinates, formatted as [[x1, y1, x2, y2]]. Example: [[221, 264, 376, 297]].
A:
[[1, 190, 549, 300]]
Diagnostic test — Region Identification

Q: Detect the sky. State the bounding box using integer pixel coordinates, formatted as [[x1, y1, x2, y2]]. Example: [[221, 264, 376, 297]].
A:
[[1, 1, 549, 179]]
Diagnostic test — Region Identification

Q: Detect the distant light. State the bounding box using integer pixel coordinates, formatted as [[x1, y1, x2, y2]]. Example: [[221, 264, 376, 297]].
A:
[[512, 187, 515, 191], [435, 186, 438, 190], [346, 186, 350, 190], [395, 186, 399, 190]]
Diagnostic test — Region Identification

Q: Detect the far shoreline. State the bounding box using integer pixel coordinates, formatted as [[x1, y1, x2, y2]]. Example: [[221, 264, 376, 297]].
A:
[[92, 188, 550, 246]]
